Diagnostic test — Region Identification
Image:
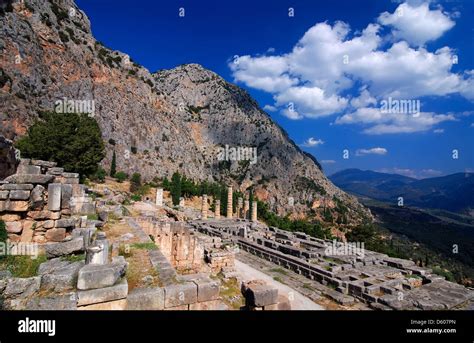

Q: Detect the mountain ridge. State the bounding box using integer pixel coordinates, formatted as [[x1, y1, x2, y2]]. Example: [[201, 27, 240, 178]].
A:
[[0, 0, 370, 223], [330, 168, 474, 213]]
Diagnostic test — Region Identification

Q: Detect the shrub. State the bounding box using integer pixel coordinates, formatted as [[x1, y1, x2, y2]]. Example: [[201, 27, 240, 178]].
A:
[[130, 173, 141, 193], [114, 171, 127, 183], [90, 167, 106, 183], [15, 111, 105, 179]]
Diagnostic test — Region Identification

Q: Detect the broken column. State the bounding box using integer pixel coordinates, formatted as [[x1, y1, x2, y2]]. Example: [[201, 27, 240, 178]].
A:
[[237, 197, 243, 218], [201, 194, 208, 220], [214, 200, 220, 219], [244, 199, 250, 220], [86, 232, 109, 265], [226, 187, 233, 219], [155, 188, 163, 206], [251, 201, 257, 222]]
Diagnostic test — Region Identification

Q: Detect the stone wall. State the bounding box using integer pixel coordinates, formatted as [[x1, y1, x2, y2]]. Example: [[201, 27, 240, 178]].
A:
[[0, 135, 19, 180], [0, 158, 97, 244], [136, 218, 204, 273]]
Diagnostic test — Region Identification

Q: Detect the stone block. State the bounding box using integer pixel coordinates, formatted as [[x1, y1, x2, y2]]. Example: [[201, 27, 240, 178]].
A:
[[45, 228, 66, 242], [30, 185, 45, 209], [5, 221, 22, 233], [1, 183, 34, 190], [17, 164, 41, 175], [31, 160, 57, 168], [55, 218, 76, 228], [27, 210, 61, 220], [7, 201, 29, 212], [46, 167, 64, 175], [48, 183, 62, 211], [77, 259, 127, 290], [1, 214, 21, 221], [41, 261, 85, 292], [20, 225, 34, 242], [189, 300, 228, 310], [126, 287, 165, 310], [25, 293, 77, 310], [3, 277, 41, 299], [45, 237, 84, 258], [77, 279, 128, 306], [78, 299, 126, 310], [193, 278, 220, 302], [5, 174, 54, 184], [164, 282, 198, 308], [61, 184, 73, 209], [241, 280, 278, 307], [7, 234, 21, 242], [9, 190, 30, 200], [0, 190, 9, 199]]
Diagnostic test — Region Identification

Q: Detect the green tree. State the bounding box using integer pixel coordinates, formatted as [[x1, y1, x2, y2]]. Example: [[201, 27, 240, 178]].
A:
[[130, 173, 141, 193], [114, 171, 127, 182], [162, 177, 170, 190], [110, 150, 117, 177], [170, 172, 182, 205], [15, 111, 105, 178]]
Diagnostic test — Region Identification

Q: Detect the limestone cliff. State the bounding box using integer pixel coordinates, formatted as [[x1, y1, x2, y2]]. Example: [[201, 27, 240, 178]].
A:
[[0, 0, 371, 223]]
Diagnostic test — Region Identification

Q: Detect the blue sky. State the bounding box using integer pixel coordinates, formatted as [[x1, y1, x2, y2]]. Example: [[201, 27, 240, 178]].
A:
[[76, 0, 474, 178]]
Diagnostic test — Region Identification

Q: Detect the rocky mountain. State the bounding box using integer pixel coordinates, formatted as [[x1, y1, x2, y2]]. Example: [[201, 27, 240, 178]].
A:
[[0, 0, 370, 223], [330, 169, 474, 214]]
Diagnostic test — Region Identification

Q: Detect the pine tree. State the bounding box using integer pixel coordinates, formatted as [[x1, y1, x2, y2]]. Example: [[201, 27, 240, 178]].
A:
[[171, 172, 182, 206], [110, 150, 117, 177]]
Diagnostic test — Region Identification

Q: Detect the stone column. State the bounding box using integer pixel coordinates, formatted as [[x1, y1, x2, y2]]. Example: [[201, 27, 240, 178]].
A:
[[237, 197, 243, 218], [251, 201, 257, 222], [48, 183, 62, 211], [155, 188, 163, 206], [244, 200, 250, 220], [214, 200, 221, 219], [226, 186, 233, 218], [201, 194, 208, 220], [179, 197, 185, 207]]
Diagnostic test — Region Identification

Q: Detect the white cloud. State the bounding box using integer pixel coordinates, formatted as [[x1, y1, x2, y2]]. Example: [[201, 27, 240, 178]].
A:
[[321, 159, 336, 164], [335, 107, 455, 134], [263, 104, 277, 112], [377, 167, 443, 179], [275, 86, 348, 118], [229, 1, 472, 132], [433, 128, 444, 133], [356, 147, 388, 156], [301, 137, 324, 147], [378, 2, 455, 46]]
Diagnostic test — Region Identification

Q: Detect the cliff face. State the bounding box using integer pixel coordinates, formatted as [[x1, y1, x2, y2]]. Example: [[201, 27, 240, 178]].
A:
[[0, 0, 370, 223]]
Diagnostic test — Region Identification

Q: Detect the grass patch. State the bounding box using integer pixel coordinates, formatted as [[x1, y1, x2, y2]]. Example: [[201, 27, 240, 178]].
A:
[[131, 242, 157, 251], [273, 276, 283, 283], [87, 213, 99, 220], [61, 253, 86, 263], [0, 254, 47, 278], [218, 275, 242, 310], [269, 267, 288, 275]]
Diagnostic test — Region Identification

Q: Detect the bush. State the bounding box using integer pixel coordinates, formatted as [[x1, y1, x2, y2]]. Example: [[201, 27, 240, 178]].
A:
[[90, 167, 107, 183], [15, 112, 105, 179], [114, 171, 127, 183], [0, 220, 7, 260], [130, 173, 141, 193]]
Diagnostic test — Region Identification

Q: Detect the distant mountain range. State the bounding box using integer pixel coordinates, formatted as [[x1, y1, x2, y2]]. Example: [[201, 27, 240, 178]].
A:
[[329, 169, 474, 213]]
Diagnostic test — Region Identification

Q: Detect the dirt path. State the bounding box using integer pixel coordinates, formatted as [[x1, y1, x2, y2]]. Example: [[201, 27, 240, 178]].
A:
[[234, 259, 325, 310]]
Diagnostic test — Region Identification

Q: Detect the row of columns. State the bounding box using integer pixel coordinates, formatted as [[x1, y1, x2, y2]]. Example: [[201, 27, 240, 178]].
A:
[[155, 186, 257, 221]]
